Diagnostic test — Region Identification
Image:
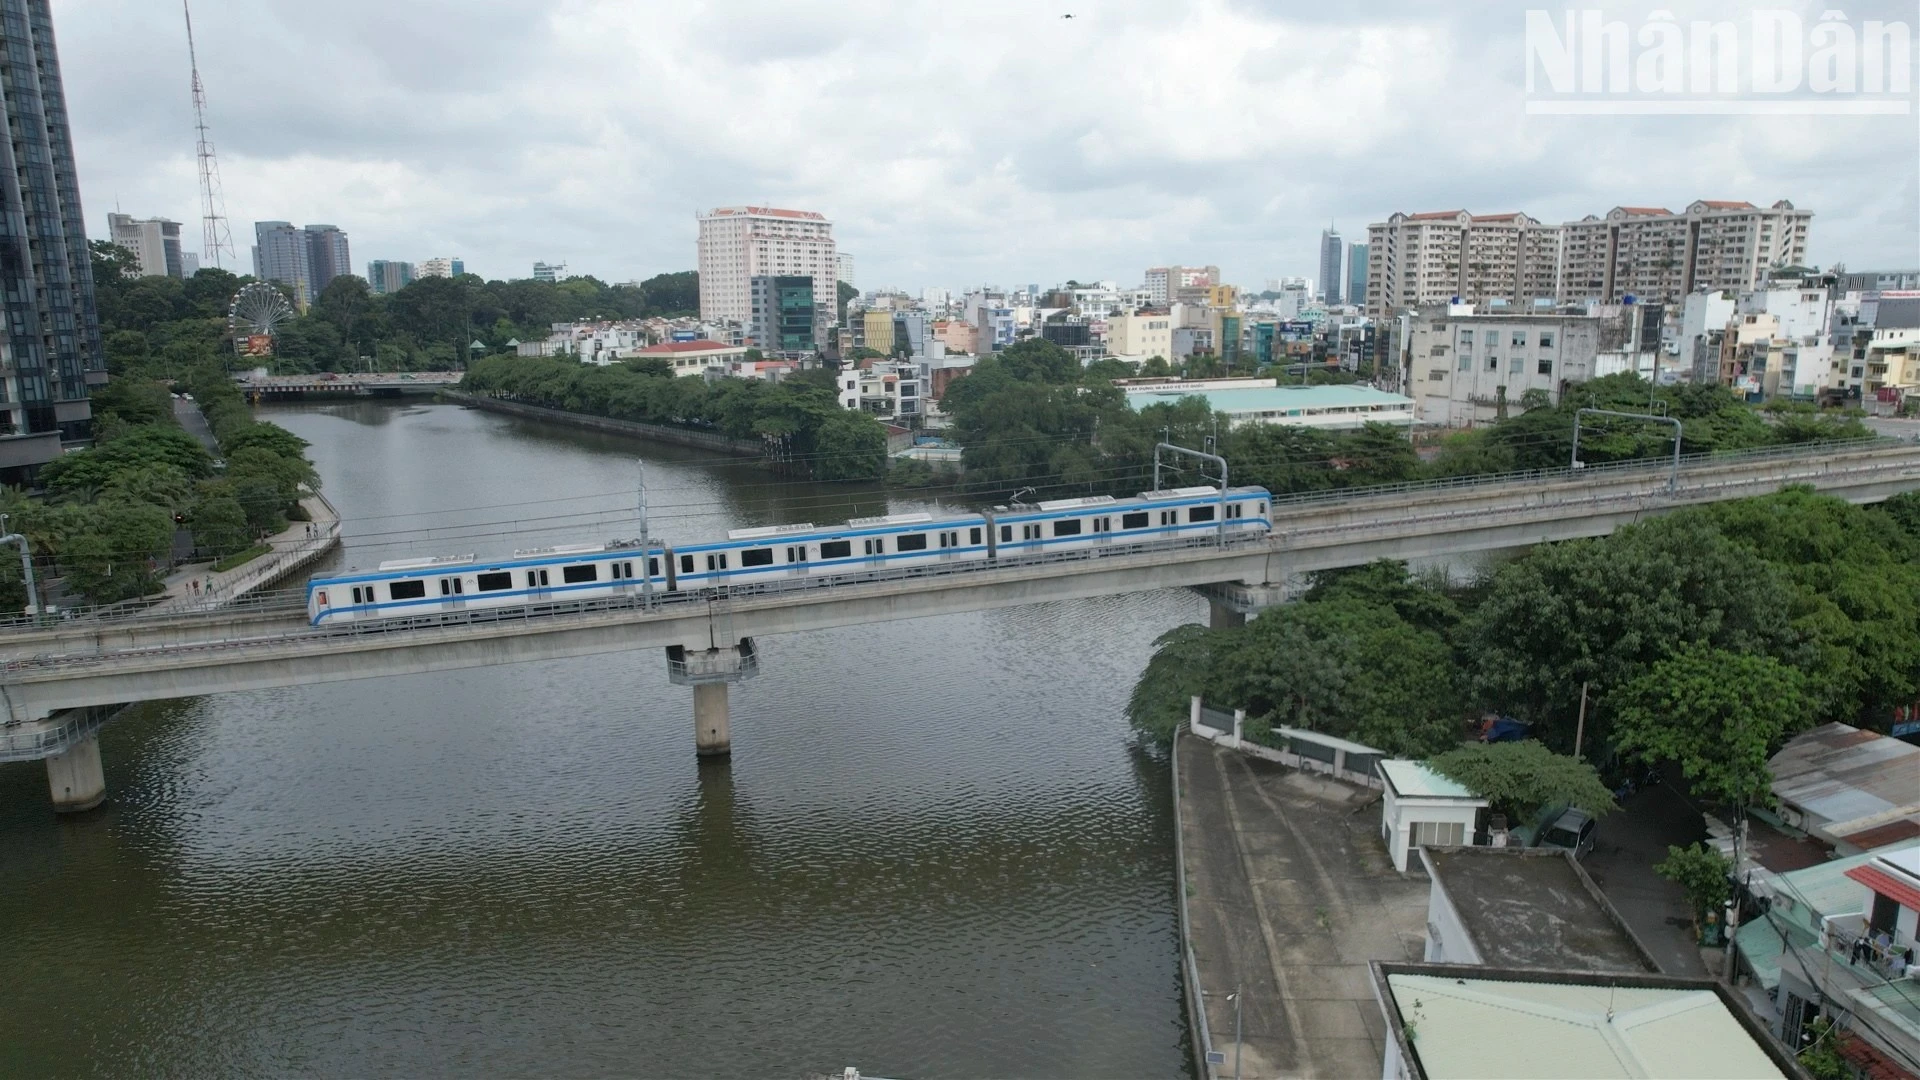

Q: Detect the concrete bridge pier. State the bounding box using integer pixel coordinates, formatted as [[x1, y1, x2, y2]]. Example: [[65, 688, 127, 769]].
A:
[[1208, 599, 1246, 631], [46, 733, 106, 813], [1194, 580, 1292, 631], [666, 637, 759, 757]]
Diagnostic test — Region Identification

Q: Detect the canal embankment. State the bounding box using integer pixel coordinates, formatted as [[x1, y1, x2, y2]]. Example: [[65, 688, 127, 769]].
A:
[[1174, 725, 1429, 1079], [443, 390, 766, 457]]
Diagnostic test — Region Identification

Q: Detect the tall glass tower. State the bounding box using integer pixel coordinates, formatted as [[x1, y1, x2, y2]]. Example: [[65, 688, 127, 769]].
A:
[[0, 0, 104, 478]]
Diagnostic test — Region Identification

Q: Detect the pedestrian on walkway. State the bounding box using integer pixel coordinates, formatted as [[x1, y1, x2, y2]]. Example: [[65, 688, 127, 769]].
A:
[[190, 580, 199, 597]]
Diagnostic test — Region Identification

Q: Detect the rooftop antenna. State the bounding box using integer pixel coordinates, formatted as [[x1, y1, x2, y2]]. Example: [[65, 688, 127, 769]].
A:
[[183, 0, 236, 269]]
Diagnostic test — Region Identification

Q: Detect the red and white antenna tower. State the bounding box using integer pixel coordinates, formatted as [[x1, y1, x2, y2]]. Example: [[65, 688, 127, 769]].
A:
[[183, 0, 236, 269]]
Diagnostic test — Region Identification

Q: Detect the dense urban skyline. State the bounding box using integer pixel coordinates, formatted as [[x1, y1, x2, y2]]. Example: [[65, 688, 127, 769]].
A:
[[54, 1, 1920, 291]]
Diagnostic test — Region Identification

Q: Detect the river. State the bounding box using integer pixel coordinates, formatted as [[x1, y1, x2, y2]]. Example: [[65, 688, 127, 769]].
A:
[[0, 400, 1200, 1078]]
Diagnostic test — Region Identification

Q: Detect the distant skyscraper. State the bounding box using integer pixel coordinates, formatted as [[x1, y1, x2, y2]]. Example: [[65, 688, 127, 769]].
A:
[[305, 224, 351, 297], [836, 252, 854, 286], [252, 221, 312, 303], [0, 0, 104, 473], [749, 275, 817, 353], [1347, 242, 1368, 310], [366, 259, 415, 295], [417, 256, 463, 279], [1318, 226, 1345, 304], [107, 213, 186, 278], [532, 261, 566, 283], [698, 206, 837, 347]]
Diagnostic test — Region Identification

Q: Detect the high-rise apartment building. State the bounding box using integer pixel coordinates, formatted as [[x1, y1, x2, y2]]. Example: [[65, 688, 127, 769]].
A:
[[836, 252, 855, 286], [697, 206, 837, 347], [1560, 200, 1812, 305], [1364, 211, 1562, 320], [252, 221, 312, 304], [1369, 199, 1812, 317], [366, 260, 415, 296], [1319, 227, 1345, 304], [1347, 242, 1368, 309], [0, 0, 104, 476], [305, 225, 351, 297], [532, 261, 566, 283], [417, 256, 464, 279], [107, 213, 186, 278]]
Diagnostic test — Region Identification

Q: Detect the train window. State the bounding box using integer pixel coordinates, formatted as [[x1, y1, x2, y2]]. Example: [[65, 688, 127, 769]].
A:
[[647, 558, 659, 576], [1123, 512, 1149, 530], [390, 580, 427, 600], [317, 590, 330, 606], [897, 533, 928, 552], [1053, 519, 1082, 537], [820, 540, 851, 559], [1260, 502, 1267, 513], [1189, 505, 1216, 523], [453, 578, 463, 594], [741, 548, 775, 568], [1000, 525, 1012, 543], [970, 527, 981, 545], [440, 579, 452, 595], [679, 555, 694, 574], [350, 587, 364, 604], [477, 572, 512, 591], [1026, 524, 1042, 540], [563, 564, 597, 584], [610, 562, 625, 579], [529, 569, 551, 587]]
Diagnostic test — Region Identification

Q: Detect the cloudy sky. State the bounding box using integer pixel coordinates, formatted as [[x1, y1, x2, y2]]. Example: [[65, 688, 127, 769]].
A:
[[55, 0, 1920, 293]]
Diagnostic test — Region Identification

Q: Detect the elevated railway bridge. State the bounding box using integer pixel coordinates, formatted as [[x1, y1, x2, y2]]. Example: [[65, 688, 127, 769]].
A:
[[5, 440, 1919, 810]]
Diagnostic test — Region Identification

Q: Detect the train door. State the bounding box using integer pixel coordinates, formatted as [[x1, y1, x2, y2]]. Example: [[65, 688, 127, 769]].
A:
[[863, 534, 887, 567], [438, 575, 467, 611], [704, 550, 731, 584]]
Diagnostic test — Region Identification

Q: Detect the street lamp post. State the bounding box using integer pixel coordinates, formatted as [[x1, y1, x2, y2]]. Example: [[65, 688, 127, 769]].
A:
[[1231, 986, 1243, 1080]]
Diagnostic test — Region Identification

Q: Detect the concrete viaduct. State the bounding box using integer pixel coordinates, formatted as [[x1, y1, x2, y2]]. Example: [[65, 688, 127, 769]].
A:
[[5, 440, 1919, 811]]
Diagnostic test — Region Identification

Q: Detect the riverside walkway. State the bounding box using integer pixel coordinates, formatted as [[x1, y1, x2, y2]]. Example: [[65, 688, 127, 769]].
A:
[[1176, 734, 1428, 1079]]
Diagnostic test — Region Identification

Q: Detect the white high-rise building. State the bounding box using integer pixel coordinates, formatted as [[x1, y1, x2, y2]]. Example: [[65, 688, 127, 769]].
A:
[[107, 212, 186, 278], [417, 256, 465, 279], [836, 252, 855, 286], [697, 206, 837, 346]]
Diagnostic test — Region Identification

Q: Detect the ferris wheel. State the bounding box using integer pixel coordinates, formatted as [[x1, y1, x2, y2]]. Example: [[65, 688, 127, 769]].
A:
[[228, 282, 295, 358]]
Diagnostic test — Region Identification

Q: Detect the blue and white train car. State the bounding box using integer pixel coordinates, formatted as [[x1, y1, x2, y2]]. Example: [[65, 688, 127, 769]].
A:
[[306, 485, 1271, 627]]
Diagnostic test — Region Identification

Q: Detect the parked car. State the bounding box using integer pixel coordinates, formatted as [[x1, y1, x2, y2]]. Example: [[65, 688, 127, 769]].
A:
[[1514, 805, 1598, 859]]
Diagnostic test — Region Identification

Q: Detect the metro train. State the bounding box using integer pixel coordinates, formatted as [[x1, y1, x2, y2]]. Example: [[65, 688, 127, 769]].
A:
[[305, 485, 1274, 627]]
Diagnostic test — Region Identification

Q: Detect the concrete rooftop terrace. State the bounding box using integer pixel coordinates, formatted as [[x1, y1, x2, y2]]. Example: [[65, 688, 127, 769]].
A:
[[1423, 847, 1660, 973]]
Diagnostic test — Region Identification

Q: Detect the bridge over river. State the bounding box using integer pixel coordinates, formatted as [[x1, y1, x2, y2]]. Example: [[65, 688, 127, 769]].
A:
[[5, 439, 1919, 810]]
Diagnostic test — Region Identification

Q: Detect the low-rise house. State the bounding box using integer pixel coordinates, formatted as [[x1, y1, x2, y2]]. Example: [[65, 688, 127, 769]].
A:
[[630, 339, 747, 377]]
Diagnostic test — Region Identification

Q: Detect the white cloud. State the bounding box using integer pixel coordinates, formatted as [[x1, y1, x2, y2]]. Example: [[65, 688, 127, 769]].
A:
[[56, 0, 1920, 290]]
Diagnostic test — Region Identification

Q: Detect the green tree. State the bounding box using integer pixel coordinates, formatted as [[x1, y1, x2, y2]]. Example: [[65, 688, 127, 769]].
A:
[[1655, 842, 1730, 940], [1610, 646, 1809, 810], [811, 412, 887, 481], [1464, 512, 1802, 751], [190, 490, 251, 557], [1211, 598, 1464, 756], [54, 502, 173, 605], [1427, 741, 1617, 824], [1126, 623, 1236, 744]]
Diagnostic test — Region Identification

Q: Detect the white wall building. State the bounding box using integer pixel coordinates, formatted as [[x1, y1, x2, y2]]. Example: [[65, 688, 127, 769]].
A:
[[107, 213, 186, 278], [698, 206, 837, 348], [1378, 760, 1488, 874], [1408, 304, 1654, 426], [417, 256, 465, 279]]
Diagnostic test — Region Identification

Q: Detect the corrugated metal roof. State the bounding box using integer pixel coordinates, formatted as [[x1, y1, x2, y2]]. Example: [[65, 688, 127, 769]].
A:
[[1768, 723, 1920, 843], [1383, 974, 1786, 1079]]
